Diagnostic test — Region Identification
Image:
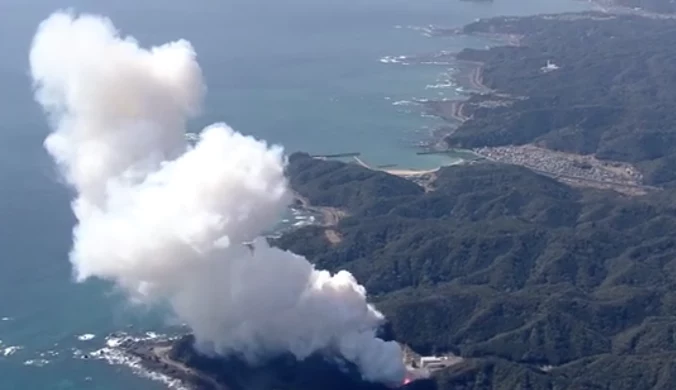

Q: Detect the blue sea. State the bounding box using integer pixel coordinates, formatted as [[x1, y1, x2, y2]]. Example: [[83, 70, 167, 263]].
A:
[[0, 0, 592, 388]]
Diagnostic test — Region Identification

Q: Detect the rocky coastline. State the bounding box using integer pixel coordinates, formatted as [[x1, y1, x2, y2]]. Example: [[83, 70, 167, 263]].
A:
[[417, 7, 673, 194], [111, 334, 434, 390]]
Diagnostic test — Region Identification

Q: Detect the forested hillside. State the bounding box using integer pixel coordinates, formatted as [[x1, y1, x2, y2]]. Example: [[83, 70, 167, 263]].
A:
[[447, 13, 676, 187], [276, 153, 676, 389]]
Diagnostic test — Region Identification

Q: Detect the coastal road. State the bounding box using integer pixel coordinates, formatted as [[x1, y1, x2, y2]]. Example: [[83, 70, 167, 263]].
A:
[[469, 63, 491, 93]]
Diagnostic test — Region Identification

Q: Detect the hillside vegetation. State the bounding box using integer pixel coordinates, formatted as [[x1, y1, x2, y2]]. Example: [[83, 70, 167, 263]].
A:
[[447, 13, 676, 187], [275, 153, 676, 389]]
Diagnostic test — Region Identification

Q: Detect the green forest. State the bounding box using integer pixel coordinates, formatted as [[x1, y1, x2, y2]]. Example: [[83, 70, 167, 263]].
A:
[[447, 13, 676, 187], [274, 153, 676, 389], [172, 7, 676, 390]]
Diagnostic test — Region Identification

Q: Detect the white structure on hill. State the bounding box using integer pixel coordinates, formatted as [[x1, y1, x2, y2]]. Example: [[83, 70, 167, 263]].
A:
[[541, 60, 560, 73]]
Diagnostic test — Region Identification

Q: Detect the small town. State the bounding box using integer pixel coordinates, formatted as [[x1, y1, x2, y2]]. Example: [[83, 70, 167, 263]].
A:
[[472, 144, 654, 194]]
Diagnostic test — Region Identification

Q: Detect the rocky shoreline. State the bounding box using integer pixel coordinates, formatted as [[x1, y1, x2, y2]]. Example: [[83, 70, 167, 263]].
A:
[[103, 336, 221, 390], [111, 334, 430, 390]]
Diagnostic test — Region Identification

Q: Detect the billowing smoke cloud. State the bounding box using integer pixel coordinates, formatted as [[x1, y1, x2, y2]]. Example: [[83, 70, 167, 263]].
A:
[[30, 11, 405, 385]]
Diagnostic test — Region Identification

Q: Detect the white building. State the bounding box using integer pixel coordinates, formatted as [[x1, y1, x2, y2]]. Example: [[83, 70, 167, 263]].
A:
[[419, 356, 453, 371], [541, 60, 560, 73]]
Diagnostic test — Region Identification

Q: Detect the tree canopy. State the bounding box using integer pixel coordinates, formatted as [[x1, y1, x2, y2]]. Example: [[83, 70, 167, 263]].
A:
[[275, 153, 676, 389], [446, 13, 676, 187]]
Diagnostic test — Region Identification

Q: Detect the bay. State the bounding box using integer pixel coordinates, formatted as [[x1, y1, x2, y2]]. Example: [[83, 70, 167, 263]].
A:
[[0, 0, 592, 388]]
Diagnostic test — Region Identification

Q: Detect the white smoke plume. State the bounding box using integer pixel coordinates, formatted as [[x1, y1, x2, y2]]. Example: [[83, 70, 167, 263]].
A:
[[29, 11, 405, 385]]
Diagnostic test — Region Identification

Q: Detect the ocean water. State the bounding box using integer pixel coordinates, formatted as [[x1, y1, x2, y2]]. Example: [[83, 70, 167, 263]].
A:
[[0, 0, 592, 389]]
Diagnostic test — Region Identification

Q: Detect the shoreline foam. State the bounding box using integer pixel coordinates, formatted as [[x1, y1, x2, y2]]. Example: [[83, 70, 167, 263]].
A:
[[91, 333, 190, 390]]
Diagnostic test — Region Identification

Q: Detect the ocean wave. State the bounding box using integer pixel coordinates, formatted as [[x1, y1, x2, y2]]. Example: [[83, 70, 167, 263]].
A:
[[72, 347, 94, 361], [38, 349, 60, 359], [419, 61, 453, 66], [392, 100, 420, 107], [90, 333, 189, 390], [2, 345, 23, 357], [379, 55, 410, 65], [77, 333, 96, 341], [380, 51, 459, 67], [381, 55, 450, 66], [1, 317, 13, 321], [144, 331, 161, 339], [394, 24, 441, 37], [24, 359, 50, 367], [425, 81, 456, 90]]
